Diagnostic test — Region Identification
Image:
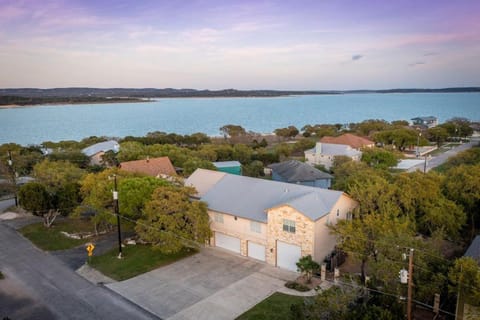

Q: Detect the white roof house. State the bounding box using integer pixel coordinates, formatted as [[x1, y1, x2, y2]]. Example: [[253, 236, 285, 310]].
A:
[[185, 169, 358, 271], [305, 142, 362, 170], [81, 140, 120, 165]]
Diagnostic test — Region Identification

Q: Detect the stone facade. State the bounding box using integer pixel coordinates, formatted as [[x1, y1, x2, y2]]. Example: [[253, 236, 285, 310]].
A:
[[265, 205, 315, 267]]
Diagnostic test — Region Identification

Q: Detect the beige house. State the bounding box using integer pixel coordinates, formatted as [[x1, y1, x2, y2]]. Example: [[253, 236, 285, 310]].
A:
[[305, 142, 362, 170], [185, 169, 358, 271]]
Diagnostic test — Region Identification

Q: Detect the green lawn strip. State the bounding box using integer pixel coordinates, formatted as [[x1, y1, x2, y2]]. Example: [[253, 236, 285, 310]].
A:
[[236, 292, 307, 320], [20, 219, 98, 251], [89, 245, 197, 281]]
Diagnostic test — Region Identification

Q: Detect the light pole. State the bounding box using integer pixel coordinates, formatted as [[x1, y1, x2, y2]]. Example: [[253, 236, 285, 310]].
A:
[[7, 151, 18, 206], [111, 174, 122, 259], [407, 248, 414, 320], [416, 133, 421, 158]]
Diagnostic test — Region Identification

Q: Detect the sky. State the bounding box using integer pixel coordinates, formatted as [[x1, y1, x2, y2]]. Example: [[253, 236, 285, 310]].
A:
[[1, 0, 479, 90]]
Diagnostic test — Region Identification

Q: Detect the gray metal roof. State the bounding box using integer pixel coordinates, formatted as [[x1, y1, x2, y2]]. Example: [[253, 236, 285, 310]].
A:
[[81, 140, 119, 157], [212, 161, 242, 168], [411, 116, 437, 121], [197, 170, 344, 223], [465, 235, 480, 265], [268, 160, 332, 182], [306, 142, 362, 157], [184, 169, 226, 197]]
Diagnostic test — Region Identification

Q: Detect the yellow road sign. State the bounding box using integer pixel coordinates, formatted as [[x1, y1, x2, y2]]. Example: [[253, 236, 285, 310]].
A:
[[86, 243, 95, 257]]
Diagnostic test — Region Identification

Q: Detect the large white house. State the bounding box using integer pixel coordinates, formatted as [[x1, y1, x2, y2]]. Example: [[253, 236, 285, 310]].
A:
[[185, 169, 358, 271], [304, 142, 362, 170]]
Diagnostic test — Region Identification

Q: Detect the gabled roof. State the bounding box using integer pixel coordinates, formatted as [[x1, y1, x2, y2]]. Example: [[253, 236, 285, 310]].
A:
[[184, 168, 226, 197], [81, 140, 119, 157], [119, 156, 176, 177], [320, 133, 374, 149], [306, 142, 362, 158], [212, 161, 242, 168], [411, 116, 437, 121], [465, 235, 480, 265], [268, 160, 332, 182], [189, 169, 346, 223]]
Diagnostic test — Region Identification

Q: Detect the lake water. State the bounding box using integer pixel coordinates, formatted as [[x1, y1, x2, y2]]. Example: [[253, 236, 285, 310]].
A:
[[1, 93, 479, 145]]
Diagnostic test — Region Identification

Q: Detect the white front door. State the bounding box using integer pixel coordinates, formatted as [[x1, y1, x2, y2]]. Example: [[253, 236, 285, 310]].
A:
[[215, 232, 241, 254], [247, 241, 266, 261], [276, 241, 301, 271]]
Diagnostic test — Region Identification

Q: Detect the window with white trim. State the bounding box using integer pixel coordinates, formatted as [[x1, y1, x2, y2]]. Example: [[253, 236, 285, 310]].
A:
[[214, 213, 224, 223], [250, 221, 261, 233], [282, 219, 296, 233]]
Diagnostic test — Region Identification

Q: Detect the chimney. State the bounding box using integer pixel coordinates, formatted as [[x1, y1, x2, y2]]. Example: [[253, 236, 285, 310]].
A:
[[316, 142, 322, 153], [146, 156, 149, 163]]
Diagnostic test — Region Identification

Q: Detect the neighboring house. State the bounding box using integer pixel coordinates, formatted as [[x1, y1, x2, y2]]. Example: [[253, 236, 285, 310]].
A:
[[456, 236, 480, 320], [119, 156, 176, 177], [185, 169, 358, 272], [411, 116, 438, 128], [320, 133, 374, 150], [81, 140, 120, 166], [212, 161, 242, 175], [268, 160, 333, 189], [304, 142, 362, 170]]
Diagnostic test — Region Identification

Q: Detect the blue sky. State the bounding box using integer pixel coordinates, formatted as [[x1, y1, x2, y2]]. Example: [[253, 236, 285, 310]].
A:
[[1, 0, 479, 89]]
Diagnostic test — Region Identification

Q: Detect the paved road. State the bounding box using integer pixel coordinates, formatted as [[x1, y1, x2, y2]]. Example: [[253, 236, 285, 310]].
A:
[[408, 140, 478, 172], [0, 222, 159, 320], [0, 197, 15, 212]]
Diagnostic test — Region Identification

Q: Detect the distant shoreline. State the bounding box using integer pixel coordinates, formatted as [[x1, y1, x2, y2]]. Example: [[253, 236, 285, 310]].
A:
[[2, 89, 480, 109], [0, 98, 149, 109]]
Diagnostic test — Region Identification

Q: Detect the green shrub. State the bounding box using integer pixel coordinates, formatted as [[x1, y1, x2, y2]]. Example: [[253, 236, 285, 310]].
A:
[[285, 281, 310, 292]]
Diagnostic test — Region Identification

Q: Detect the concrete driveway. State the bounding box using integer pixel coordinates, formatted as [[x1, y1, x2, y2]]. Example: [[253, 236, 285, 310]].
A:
[[107, 248, 298, 320]]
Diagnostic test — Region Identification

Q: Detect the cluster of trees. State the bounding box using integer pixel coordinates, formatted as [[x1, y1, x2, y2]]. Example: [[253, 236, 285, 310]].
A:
[[16, 163, 211, 253], [17, 160, 84, 226], [325, 146, 480, 314]]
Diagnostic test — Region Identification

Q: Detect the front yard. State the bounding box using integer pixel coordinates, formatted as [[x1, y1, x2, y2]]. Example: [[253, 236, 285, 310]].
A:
[[236, 292, 307, 320], [89, 245, 198, 281], [20, 218, 100, 251]]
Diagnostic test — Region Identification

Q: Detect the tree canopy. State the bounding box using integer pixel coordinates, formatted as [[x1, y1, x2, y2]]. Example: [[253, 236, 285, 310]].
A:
[[135, 186, 211, 253]]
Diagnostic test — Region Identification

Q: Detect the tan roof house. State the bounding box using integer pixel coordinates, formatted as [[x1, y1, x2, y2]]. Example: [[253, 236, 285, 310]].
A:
[[185, 169, 358, 271], [119, 156, 176, 177], [320, 133, 374, 149]]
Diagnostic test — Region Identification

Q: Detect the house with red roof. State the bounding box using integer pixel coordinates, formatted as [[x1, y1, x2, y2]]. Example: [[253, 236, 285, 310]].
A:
[[119, 156, 176, 177]]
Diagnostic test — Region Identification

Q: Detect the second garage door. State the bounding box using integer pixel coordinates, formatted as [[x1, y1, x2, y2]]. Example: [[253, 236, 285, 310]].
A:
[[247, 241, 266, 261], [277, 241, 302, 271], [215, 232, 241, 254]]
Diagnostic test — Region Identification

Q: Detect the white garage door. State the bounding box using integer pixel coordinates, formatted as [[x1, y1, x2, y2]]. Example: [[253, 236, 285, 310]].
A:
[[277, 241, 301, 271], [215, 232, 241, 254], [247, 241, 266, 261]]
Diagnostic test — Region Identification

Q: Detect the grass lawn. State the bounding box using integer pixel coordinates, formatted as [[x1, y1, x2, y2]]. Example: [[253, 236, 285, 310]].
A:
[[89, 245, 197, 281], [236, 292, 306, 320], [20, 218, 98, 251]]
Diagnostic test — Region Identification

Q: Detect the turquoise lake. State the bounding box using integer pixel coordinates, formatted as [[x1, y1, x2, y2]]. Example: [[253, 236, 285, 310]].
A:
[[1, 93, 479, 145]]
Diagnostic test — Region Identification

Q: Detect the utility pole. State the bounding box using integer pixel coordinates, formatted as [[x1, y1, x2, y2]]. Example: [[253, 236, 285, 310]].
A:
[[112, 174, 122, 259], [407, 248, 414, 320], [7, 150, 18, 206], [423, 155, 427, 174]]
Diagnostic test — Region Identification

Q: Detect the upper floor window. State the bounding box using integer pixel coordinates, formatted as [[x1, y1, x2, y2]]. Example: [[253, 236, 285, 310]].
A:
[[214, 213, 224, 223], [283, 219, 296, 233], [250, 221, 261, 233]]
